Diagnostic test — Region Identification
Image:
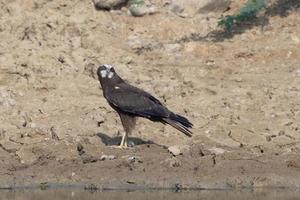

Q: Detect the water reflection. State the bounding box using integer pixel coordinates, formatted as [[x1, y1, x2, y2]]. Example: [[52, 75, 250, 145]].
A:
[[0, 189, 300, 200]]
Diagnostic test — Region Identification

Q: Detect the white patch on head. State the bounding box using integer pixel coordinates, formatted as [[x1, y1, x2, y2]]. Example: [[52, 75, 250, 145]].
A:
[[100, 70, 107, 78], [103, 64, 113, 70], [114, 86, 120, 89], [108, 71, 114, 79]]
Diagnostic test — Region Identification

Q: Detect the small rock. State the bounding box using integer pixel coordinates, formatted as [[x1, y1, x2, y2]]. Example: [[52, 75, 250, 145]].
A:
[[208, 147, 226, 155], [127, 156, 142, 163], [126, 180, 135, 184], [107, 155, 116, 160], [168, 145, 190, 156], [18, 91, 24, 97], [127, 140, 136, 147], [100, 155, 107, 160], [29, 122, 37, 128], [128, 5, 146, 16], [168, 145, 182, 156], [100, 154, 116, 161], [92, 0, 129, 10], [129, 5, 157, 17]]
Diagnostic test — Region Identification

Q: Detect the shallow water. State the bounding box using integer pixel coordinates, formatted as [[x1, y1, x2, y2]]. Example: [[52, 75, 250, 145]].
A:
[[0, 189, 300, 200]]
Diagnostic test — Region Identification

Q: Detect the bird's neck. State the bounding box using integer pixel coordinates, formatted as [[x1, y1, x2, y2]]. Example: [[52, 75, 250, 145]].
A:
[[100, 75, 124, 94]]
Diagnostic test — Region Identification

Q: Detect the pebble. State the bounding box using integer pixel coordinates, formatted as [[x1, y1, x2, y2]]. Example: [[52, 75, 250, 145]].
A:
[[100, 154, 116, 161], [129, 5, 157, 17], [127, 156, 142, 163], [168, 145, 182, 156], [208, 147, 226, 155], [92, 0, 128, 10]]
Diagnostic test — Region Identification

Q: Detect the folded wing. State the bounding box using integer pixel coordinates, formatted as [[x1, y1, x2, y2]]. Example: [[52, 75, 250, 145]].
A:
[[106, 83, 169, 118], [105, 82, 193, 136]]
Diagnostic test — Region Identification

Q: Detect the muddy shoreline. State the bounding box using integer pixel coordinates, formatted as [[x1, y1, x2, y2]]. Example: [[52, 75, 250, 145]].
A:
[[2, 188, 300, 200]]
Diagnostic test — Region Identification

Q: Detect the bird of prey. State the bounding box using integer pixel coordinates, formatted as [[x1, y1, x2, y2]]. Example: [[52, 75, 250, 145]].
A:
[[97, 64, 193, 148]]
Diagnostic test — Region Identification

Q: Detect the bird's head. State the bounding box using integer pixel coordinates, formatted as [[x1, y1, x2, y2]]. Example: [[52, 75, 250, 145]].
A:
[[97, 64, 123, 90], [97, 64, 116, 80]]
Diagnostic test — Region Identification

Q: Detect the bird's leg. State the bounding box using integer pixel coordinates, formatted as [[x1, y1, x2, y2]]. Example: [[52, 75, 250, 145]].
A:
[[120, 131, 125, 147], [118, 114, 135, 148], [124, 131, 128, 148], [119, 131, 128, 148]]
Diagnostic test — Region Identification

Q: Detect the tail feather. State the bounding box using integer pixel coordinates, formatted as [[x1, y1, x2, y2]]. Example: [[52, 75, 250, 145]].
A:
[[170, 113, 193, 128], [163, 113, 193, 137]]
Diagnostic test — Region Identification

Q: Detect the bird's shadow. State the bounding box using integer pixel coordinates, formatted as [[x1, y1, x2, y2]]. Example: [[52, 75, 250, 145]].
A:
[[96, 132, 161, 147]]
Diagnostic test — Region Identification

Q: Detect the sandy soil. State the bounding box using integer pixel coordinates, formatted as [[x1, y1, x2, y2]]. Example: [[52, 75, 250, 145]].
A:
[[0, 0, 300, 189]]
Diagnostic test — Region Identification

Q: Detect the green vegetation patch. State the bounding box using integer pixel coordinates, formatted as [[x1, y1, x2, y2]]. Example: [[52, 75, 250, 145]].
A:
[[218, 0, 267, 31]]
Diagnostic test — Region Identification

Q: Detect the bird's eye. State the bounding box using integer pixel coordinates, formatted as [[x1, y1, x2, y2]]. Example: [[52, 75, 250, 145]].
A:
[[100, 70, 108, 78], [108, 72, 114, 79]]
